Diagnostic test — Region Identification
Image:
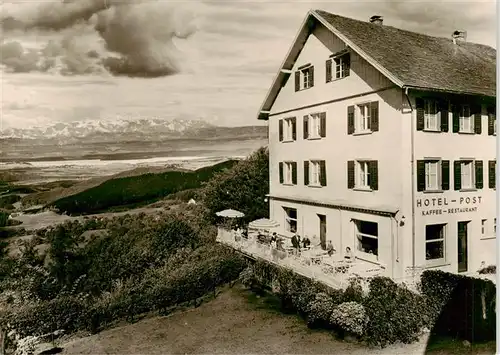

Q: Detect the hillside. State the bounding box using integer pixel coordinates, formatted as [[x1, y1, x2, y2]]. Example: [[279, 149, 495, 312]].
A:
[[49, 160, 237, 215]]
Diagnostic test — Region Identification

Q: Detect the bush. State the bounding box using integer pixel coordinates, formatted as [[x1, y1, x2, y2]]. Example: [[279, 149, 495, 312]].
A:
[[330, 301, 368, 337], [306, 292, 335, 328], [0, 211, 9, 227]]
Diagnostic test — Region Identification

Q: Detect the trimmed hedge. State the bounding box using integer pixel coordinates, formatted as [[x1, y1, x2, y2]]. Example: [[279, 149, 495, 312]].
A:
[[420, 270, 496, 342]]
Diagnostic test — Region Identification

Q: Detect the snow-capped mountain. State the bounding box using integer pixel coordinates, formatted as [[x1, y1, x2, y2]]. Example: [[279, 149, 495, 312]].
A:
[[1, 118, 216, 142]]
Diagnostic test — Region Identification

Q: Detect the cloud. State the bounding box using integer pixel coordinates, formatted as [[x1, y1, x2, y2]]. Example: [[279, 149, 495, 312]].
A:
[[0, 0, 198, 77]]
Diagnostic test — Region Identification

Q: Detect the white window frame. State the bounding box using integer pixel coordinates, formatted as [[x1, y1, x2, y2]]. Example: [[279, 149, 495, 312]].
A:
[[481, 219, 487, 236], [356, 103, 371, 133], [300, 67, 312, 90], [283, 117, 294, 142], [333, 53, 349, 79], [425, 160, 441, 191], [425, 224, 446, 263], [356, 161, 370, 189], [309, 160, 321, 186], [307, 113, 321, 139], [424, 99, 439, 131], [284, 162, 294, 185], [459, 105, 473, 133], [460, 160, 475, 190], [284, 207, 297, 233], [354, 220, 378, 261]]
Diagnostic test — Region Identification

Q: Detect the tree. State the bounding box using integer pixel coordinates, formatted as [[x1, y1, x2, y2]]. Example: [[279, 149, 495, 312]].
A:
[[200, 147, 269, 225]]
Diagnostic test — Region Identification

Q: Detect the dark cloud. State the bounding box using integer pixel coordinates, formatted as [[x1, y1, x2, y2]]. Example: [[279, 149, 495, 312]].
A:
[[0, 0, 197, 77]]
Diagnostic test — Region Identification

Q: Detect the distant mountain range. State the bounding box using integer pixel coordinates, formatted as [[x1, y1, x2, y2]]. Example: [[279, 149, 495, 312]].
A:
[[0, 118, 268, 143]]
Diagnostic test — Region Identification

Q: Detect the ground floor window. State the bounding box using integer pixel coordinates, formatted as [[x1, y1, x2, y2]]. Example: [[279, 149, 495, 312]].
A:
[[354, 220, 378, 257], [425, 224, 446, 261], [284, 207, 297, 233]]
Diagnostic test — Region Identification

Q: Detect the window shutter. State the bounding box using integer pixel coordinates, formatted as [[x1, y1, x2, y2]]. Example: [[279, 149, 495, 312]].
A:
[[344, 54, 351, 77], [487, 107, 496, 135], [454, 161, 461, 190], [347, 161, 355, 189], [441, 160, 450, 190], [416, 160, 425, 191], [303, 115, 309, 139], [452, 104, 460, 133], [370, 101, 379, 132], [489, 160, 496, 189], [291, 117, 297, 140], [294, 71, 300, 92], [473, 104, 482, 134], [320, 112, 326, 137], [440, 101, 449, 132], [304, 161, 309, 185], [475, 160, 483, 189], [320, 160, 327, 186], [416, 98, 424, 131], [291, 162, 297, 185], [279, 162, 284, 184], [309, 66, 314, 88], [347, 105, 355, 135], [369, 160, 378, 190], [278, 119, 283, 142], [325, 59, 332, 83]]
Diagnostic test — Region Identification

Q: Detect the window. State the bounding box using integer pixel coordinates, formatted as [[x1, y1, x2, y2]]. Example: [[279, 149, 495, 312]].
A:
[[326, 53, 350, 83], [279, 117, 296, 142], [304, 160, 326, 187], [425, 161, 439, 190], [425, 224, 446, 261], [460, 160, 474, 189], [459, 105, 473, 133], [284, 207, 297, 233], [489, 160, 496, 189], [481, 219, 487, 236], [354, 220, 378, 258], [303, 112, 326, 139], [494, 218, 497, 234], [294, 65, 314, 91], [347, 160, 378, 190], [417, 160, 450, 192], [279, 161, 297, 185], [424, 99, 439, 131], [347, 101, 379, 134]]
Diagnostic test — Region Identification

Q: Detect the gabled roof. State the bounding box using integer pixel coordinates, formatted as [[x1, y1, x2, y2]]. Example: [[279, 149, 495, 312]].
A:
[[257, 9, 496, 120]]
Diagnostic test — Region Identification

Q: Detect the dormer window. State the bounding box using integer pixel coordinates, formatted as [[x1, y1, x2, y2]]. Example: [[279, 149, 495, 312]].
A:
[[294, 64, 314, 91], [459, 105, 473, 133], [326, 52, 350, 82]]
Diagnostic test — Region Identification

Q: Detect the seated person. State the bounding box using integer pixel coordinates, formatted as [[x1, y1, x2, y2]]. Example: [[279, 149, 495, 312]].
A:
[[302, 237, 311, 249], [326, 241, 336, 256], [344, 246, 354, 261]]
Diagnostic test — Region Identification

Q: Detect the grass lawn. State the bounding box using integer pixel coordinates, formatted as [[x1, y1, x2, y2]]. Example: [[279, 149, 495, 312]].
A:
[[59, 285, 439, 355]]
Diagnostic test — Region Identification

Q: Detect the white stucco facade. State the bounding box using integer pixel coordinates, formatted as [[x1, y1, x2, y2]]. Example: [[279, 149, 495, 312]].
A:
[[264, 22, 497, 280]]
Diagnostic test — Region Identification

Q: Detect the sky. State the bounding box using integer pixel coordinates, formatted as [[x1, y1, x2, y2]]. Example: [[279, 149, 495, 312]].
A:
[[0, 0, 497, 130]]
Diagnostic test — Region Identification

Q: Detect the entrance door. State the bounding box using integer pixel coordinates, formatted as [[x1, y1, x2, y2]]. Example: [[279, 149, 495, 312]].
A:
[[457, 221, 469, 272], [318, 214, 327, 250]]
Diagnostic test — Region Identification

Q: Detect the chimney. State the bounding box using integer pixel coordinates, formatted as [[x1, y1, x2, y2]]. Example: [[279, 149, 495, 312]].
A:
[[369, 15, 383, 25], [452, 30, 467, 44]]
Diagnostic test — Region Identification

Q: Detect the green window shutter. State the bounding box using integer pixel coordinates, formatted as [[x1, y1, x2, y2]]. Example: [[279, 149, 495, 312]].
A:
[[347, 161, 355, 189], [441, 160, 450, 190], [294, 71, 300, 91], [440, 101, 449, 132], [320, 161, 327, 186], [320, 112, 326, 137], [370, 101, 379, 132], [416, 98, 425, 131], [452, 104, 460, 133], [473, 104, 482, 134], [278, 119, 283, 142], [454, 161, 461, 190], [475, 160, 483, 189], [347, 105, 355, 135], [325, 59, 332, 83], [309, 66, 314, 88], [369, 160, 378, 190], [303, 115, 309, 139], [304, 161, 309, 185], [292, 162, 297, 185], [417, 160, 426, 191], [291, 117, 297, 140], [489, 160, 496, 189], [279, 162, 284, 184]]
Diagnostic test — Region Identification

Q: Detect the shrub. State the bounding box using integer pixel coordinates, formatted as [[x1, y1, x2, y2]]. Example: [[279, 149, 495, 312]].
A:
[[306, 292, 335, 328], [0, 211, 9, 227], [363, 277, 427, 347], [330, 301, 369, 337]]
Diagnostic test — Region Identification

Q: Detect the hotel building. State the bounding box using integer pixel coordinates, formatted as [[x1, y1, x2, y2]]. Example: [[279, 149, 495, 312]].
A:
[[257, 10, 497, 279]]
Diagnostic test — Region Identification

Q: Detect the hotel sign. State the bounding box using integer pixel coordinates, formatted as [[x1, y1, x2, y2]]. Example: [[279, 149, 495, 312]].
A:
[[416, 196, 482, 216]]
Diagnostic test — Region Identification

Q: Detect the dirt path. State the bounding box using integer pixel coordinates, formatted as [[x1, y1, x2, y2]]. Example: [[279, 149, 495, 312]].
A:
[[61, 287, 430, 355]]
